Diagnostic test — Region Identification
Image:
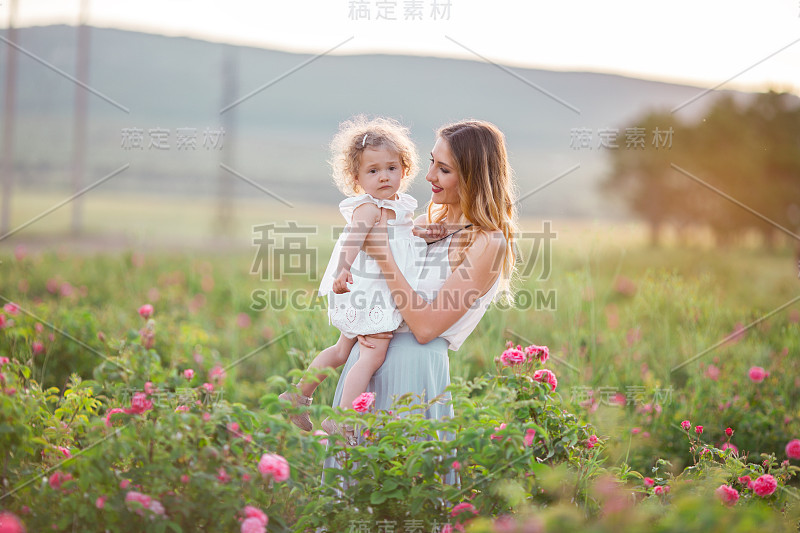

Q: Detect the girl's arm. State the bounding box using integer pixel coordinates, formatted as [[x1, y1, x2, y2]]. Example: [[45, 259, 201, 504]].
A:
[[331, 202, 382, 293], [363, 210, 505, 344]]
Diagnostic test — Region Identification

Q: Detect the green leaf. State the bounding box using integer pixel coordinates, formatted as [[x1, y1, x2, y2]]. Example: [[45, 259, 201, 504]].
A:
[[370, 491, 388, 505]]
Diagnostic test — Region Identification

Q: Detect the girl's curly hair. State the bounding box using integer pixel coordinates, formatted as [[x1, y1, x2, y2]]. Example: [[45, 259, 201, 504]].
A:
[[329, 115, 419, 196]]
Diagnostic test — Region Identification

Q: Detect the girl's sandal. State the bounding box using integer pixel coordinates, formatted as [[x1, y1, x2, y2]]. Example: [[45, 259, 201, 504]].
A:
[[278, 391, 313, 431], [321, 417, 358, 447]]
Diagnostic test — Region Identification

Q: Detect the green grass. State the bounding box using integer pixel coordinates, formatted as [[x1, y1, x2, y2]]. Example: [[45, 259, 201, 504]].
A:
[[2, 190, 799, 475]]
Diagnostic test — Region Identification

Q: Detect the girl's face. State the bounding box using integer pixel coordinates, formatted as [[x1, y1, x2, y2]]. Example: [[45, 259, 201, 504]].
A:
[[426, 137, 460, 206], [355, 146, 404, 200]]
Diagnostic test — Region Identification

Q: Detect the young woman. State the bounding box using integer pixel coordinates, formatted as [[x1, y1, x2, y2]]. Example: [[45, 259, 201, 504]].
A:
[[322, 119, 518, 486]]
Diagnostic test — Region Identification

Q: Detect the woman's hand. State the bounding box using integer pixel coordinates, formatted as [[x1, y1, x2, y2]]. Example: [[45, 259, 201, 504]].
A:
[[361, 208, 391, 265], [357, 332, 393, 349]]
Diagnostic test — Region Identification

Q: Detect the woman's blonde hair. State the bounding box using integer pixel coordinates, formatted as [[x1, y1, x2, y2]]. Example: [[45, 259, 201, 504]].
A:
[[426, 120, 519, 296], [329, 115, 419, 196]]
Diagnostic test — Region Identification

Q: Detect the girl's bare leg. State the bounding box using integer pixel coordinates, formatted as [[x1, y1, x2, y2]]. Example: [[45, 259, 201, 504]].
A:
[[296, 334, 357, 397], [338, 334, 390, 409]]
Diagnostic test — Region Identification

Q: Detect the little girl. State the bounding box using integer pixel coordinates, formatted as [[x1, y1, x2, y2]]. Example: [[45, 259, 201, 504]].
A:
[[279, 116, 444, 444]]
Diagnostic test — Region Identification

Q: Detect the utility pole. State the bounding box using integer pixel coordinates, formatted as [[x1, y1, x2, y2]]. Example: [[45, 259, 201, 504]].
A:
[[1, 0, 19, 236], [71, 0, 91, 235], [216, 46, 237, 235]]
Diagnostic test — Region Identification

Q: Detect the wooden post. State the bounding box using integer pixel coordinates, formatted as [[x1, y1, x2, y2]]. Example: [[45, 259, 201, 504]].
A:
[[1, 0, 19, 236], [71, 0, 90, 235]]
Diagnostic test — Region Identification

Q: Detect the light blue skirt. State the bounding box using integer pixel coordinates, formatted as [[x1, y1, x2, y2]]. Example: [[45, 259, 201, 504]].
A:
[[321, 332, 458, 489]]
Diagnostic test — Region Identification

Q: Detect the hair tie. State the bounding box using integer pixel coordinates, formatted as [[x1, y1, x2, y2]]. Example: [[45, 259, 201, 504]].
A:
[[362, 134, 368, 147]]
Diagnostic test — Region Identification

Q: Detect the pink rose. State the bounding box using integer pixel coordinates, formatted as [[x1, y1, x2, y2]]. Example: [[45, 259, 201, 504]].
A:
[[725, 427, 733, 437], [532, 369, 557, 391], [216, 467, 231, 483], [695, 425, 703, 435], [202, 382, 214, 393], [144, 382, 155, 395], [0, 511, 26, 533], [138, 304, 154, 319], [148, 500, 165, 516], [452, 460, 461, 471], [705, 364, 720, 381], [737, 475, 751, 486], [125, 392, 153, 415], [125, 491, 153, 516], [209, 364, 226, 385], [242, 505, 268, 526], [95, 495, 106, 509], [653, 485, 669, 496], [499, 347, 525, 366], [3, 303, 19, 315], [313, 430, 328, 446], [715, 484, 739, 506], [785, 439, 800, 460], [48, 471, 73, 491], [492, 515, 516, 533], [180, 474, 189, 484], [119, 479, 131, 489], [240, 517, 266, 533], [236, 313, 252, 329], [752, 474, 777, 497], [183, 369, 195, 380], [524, 428, 536, 447], [721, 443, 738, 454], [352, 392, 375, 413], [614, 276, 636, 296], [105, 407, 127, 427], [643, 477, 654, 488], [490, 423, 507, 441], [31, 342, 44, 355], [748, 366, 768, 383], [680, 420, 691, 431], [258, 453, 290, 482], [451, 502, 477, 517], [524, 344, 549, 363]]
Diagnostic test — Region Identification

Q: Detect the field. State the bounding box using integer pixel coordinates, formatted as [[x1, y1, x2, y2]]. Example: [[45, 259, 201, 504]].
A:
[[1, 191, 799, 531]]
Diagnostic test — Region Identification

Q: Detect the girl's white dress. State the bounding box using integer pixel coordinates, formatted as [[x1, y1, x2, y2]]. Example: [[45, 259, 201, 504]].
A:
[[318, 192, 427, 338]]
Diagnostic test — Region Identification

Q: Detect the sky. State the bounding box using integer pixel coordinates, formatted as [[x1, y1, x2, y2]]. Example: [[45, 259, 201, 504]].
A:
[[3, 0, 800, 95]]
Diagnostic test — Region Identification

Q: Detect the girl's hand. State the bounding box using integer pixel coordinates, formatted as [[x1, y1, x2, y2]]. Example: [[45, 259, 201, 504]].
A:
[[412, 223, 448, 243], [411, 225, 428, 239], [427, 223, 447, 240], [332, 269, 353, 294], [357, 332, 393, 349]]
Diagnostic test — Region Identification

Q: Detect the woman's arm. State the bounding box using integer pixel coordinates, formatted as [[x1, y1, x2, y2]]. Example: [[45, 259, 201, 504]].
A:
[[364, 211, 505, 344]]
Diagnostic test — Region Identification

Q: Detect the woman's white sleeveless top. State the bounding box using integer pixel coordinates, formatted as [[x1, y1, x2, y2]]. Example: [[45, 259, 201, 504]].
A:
[[396, 231, 500, 350]]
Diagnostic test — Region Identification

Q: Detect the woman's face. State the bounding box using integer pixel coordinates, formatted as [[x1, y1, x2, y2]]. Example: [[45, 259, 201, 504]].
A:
[[426, 137, 460, 206]]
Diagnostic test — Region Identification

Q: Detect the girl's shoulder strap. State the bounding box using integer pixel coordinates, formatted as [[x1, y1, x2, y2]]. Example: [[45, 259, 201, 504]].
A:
[[338, 194, 378, 223]]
